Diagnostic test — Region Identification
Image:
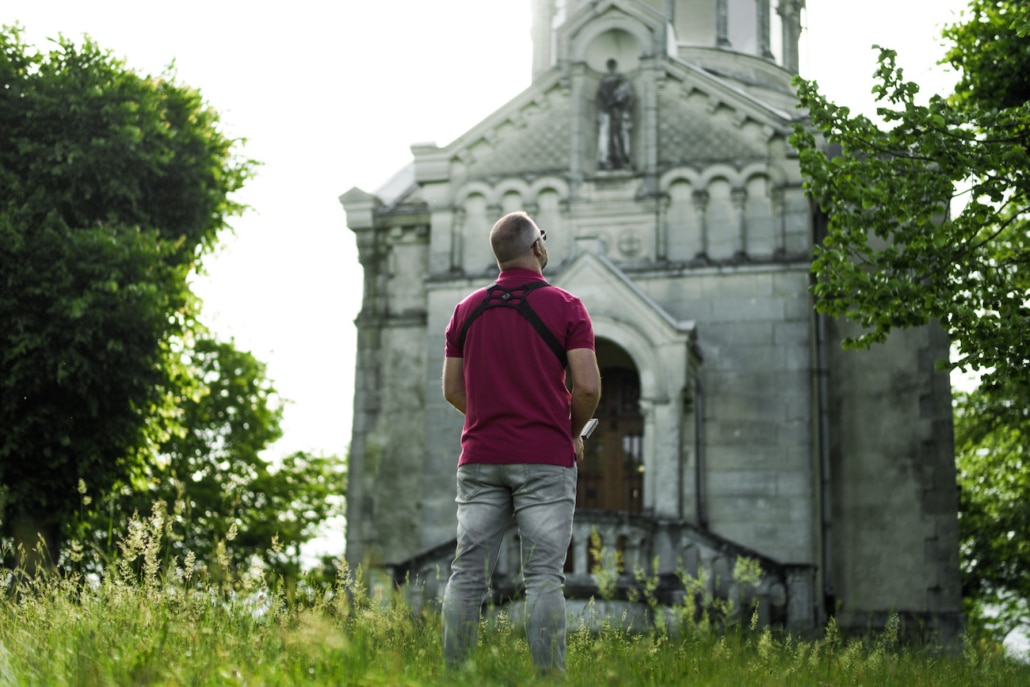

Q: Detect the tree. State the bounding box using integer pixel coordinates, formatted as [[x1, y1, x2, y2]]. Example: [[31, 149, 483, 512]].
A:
[[79, 339, 346, 582], [789, 0, 1030, 634], [942, 0, 1030, 111], [0, 26, 254, 565], [789, 4, 1030, 392], [954, 382, 1030, 640]]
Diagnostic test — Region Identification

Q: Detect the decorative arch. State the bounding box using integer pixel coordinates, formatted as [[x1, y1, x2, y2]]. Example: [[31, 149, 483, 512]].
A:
[[454, 181, 494, 208], [529, 175, 571, 201], [741, 161, 786, 187], [590, 314, 666, 403], [493, 178, 532, 207], [561, 1, 669, 72], [659, 165, 702, 192], [698, 163, 741, 189]]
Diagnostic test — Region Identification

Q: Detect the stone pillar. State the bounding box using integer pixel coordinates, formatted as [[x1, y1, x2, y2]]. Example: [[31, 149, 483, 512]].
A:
[[640, 398, 659, 513], [569, 61, 589, 188], [531, 0, 556, 80], [786, 565, 817, 632], [640, 57, 661, 189], [656, 193, 670, 261], [731, 188, 748, 258], [771, 187, 786, 257], [449, 208, 465, 272], [778, 0, 804, 74], [716, 0, 731, 48], [757, 0, 774, 59], [692, 189, 710, 261]]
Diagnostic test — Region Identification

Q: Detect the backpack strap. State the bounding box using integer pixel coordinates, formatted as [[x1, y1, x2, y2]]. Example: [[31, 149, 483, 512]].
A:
[[456, 281, 568, 367]]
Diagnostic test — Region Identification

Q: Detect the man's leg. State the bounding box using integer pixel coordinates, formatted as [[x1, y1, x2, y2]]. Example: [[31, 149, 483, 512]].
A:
[[442, 463, 512, 668], [510, 463, 577, 674]]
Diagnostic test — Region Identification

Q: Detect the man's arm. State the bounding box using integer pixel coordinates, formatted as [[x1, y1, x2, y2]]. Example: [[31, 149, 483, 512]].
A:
[[442, 356, 466, 415], [567, 348, 601, 462]]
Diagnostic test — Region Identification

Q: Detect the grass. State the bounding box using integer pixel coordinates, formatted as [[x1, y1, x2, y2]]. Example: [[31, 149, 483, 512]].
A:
[[1, 511, 1028, 686]]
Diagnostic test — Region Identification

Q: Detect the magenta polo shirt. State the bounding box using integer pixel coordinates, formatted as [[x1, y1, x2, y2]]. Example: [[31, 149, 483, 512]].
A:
[[444, 268, 595, 467]]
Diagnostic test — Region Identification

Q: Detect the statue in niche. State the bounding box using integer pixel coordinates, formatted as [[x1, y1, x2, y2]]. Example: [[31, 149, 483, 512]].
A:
[[596, 58, 634, 170]]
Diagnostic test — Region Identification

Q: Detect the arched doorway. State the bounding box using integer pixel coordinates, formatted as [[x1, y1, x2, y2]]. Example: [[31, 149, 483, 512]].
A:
[[577, 339, 643, 512]]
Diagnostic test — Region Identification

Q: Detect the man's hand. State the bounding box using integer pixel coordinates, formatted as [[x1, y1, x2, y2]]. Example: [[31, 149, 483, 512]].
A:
[[568, 348, 601, 460]]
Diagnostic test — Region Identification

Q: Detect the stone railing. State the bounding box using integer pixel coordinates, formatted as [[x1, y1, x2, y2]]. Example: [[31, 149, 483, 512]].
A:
[[388, 510, 816, 633]]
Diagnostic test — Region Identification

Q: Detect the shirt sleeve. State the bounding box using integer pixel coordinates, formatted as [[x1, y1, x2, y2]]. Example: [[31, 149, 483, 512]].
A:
[[444, 303, 464, 358], [565, 298, 595, 351]]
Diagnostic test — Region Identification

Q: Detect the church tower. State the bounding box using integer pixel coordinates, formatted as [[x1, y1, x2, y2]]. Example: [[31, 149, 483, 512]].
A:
[[340, 0, 962, 637], [531, 0, 805, 80]]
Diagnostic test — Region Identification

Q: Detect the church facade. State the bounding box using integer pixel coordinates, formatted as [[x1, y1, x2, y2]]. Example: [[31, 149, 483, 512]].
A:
[[340, 0, 962, 636]]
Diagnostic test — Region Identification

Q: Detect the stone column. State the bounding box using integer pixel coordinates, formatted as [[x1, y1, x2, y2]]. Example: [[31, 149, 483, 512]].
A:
[[656, 193, 670, 261], [716, 0, 731, 48], [449, 208, 465, 272], [692, 189, 710, 261], [569, 61, 588, 190], [641, 57, 661, 190], [531, 0, 556, 80], [732, 188, 748, 258], [758, 0, 774, 59], [786, 565, 817, 632], [778, 0, 804, 73], [771, 187, 786, 257], [640, 398, 659, 513]]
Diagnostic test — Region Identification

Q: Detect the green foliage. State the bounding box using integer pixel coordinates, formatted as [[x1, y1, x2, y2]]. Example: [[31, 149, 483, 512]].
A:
[[0, 25, 249, 258], [588, 528, 618, 601], [943, 0, 1030, 111], [790, 44, 1030, 390], [0, 26, 254, 561], [0, 25, 340, 582], [955, 381, 1030, 640], [790, 0, 1030, 636], [0, 214, 191, 555], [75, 339, 346, 581], [2, 531, 1028, 686]]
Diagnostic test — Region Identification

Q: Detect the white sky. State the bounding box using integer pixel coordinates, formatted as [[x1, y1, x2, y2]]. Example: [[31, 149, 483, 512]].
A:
[[5, 0, 971, 465]]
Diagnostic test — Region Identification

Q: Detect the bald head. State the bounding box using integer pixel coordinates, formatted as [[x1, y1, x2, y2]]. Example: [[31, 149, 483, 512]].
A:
[[489, 211, 544, 268]]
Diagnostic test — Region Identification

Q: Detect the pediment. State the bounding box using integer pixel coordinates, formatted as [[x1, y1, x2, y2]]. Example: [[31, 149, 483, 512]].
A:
[[411, 64, 794, 192], [412, 73, 572, 185], [556, 0, 670, 73], [555, 250, 693, 338], [553, 249, 697, 403], [407, 0, 801, 200]]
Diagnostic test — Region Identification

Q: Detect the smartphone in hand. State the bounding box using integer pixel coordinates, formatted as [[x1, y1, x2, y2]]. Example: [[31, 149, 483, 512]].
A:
[[580, 418, 599, 439]]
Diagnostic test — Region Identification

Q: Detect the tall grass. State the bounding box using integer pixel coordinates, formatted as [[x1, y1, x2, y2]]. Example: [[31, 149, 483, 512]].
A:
[[1, 509, 1027, 686]]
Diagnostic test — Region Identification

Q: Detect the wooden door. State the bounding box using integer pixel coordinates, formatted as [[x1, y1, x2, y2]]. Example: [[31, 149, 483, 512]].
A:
[[577, 366, 643, 512]]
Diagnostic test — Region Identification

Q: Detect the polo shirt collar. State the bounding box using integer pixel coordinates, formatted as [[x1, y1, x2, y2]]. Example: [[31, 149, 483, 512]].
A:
[[497, 268, 546, 286]]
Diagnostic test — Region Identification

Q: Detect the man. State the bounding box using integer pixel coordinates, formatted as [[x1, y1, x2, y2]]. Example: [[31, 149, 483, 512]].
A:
[[441, 211, 601, 674]]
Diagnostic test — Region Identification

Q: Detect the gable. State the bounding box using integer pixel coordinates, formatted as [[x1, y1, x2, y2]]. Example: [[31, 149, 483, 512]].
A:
[[411, 1, 798, 191], [657, 85, 775, 163], [553, 249, 697, 403], [459, 84, 573, 179]]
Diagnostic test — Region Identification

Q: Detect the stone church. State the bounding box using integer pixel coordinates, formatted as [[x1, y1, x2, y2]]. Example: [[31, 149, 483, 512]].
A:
[[340, 0, 962, 636]]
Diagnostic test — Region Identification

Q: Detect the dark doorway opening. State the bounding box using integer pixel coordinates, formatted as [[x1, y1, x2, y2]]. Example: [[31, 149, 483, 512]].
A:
[[577, 340, 643, 512]]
